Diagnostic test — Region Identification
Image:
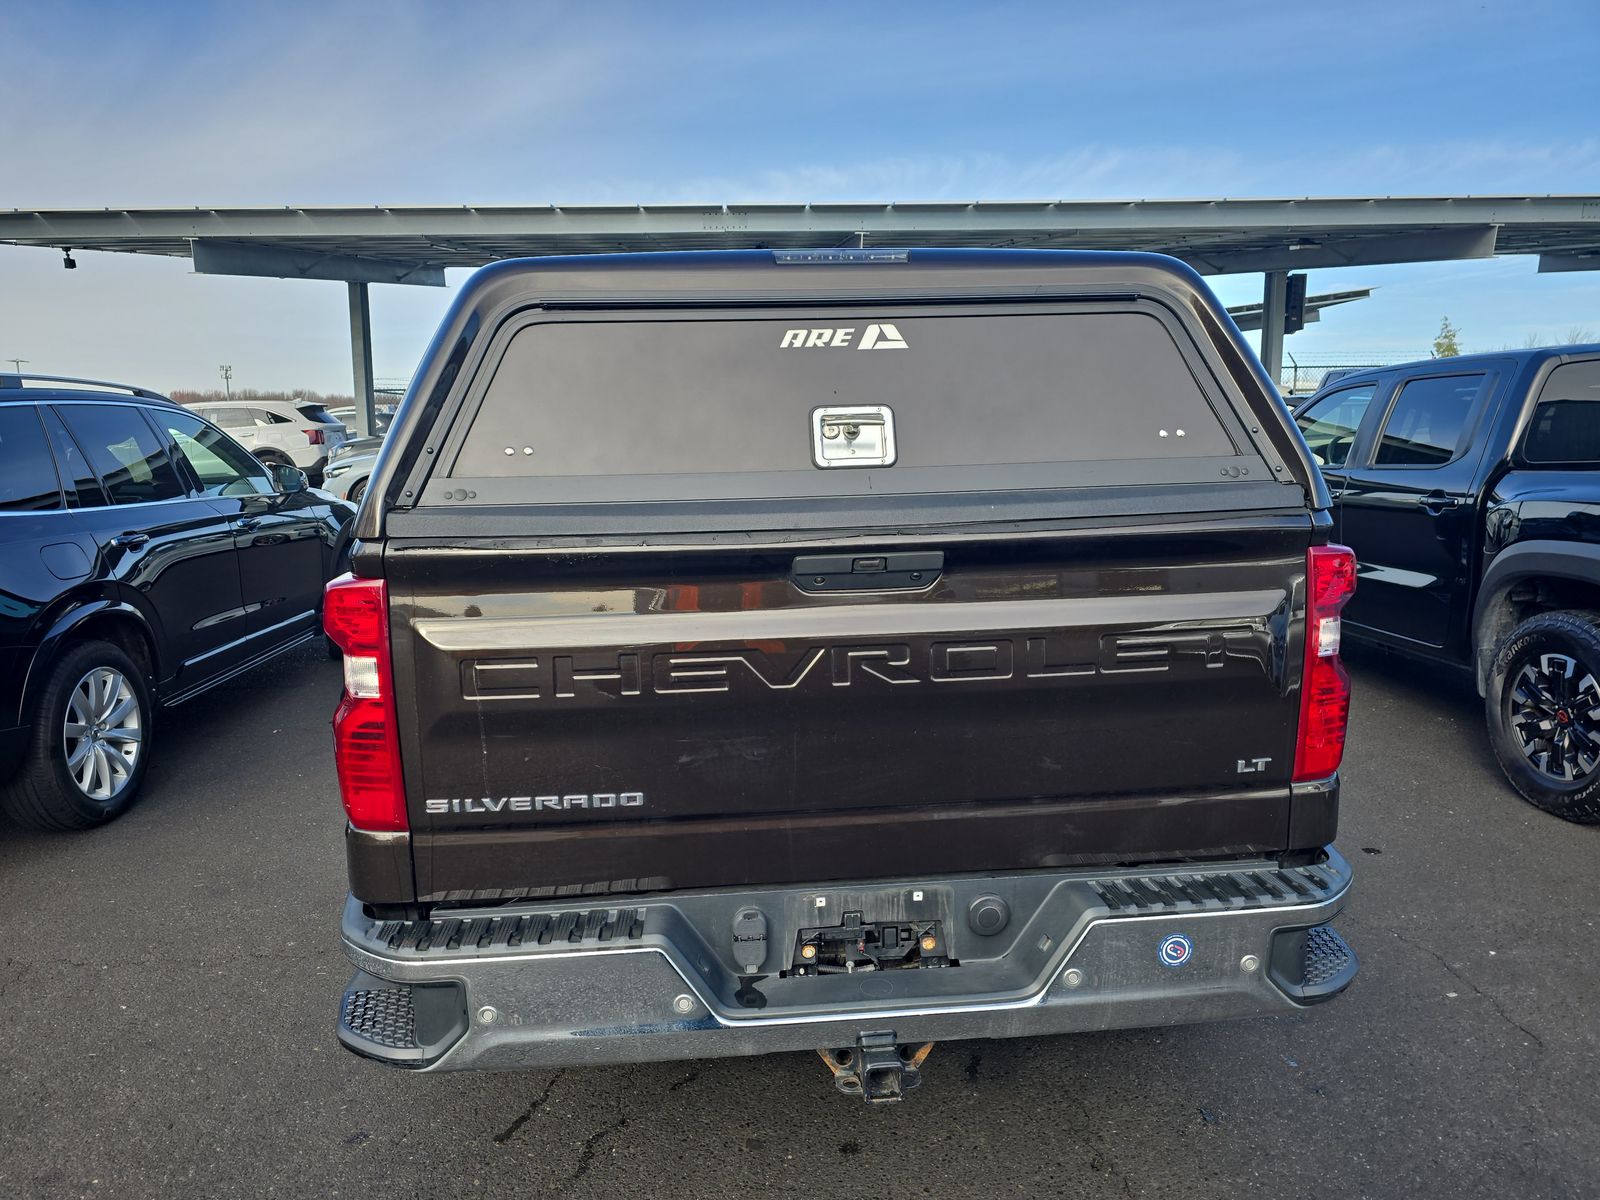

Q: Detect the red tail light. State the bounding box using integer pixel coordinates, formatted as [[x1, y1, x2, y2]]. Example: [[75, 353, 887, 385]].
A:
[[305, 427, 326, 445], [1294, 545, 1357, 782], [324, 574, 406, 832]]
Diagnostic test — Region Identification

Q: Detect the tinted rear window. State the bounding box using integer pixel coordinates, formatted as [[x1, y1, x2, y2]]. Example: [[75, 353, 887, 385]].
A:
[[41, 407, 108, 507], [0, 406, 62, 512], [1374, 374, 1488, 467], [296, 403, 338, 424], [1524, 361, 1600, 465], [59, 404, 187, 505], [447, 309, 1239, 501]]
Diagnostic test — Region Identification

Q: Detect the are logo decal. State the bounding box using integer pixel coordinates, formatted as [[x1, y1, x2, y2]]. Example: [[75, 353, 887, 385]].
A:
[[778, 323, 908, 350], [1158, 933, 1195, 968]]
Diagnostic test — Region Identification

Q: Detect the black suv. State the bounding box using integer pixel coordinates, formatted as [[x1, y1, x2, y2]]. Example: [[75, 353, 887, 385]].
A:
[[0, 375, 355, 830], [1294, 346, 1600, 822]]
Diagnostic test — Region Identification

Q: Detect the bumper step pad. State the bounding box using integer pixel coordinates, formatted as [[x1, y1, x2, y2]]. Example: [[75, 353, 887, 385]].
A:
[[337, 971, 469, 1068], [342, 987, 418, 1051], [1089, 862, 1336, 914], [1270, 923, 1358, 1004], [1303, 925, 1357, 990], [371, 906, 648, 958]]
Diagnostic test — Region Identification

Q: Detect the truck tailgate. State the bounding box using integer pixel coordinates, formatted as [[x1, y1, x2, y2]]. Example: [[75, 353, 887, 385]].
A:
[[388, 520, 1310, 900]]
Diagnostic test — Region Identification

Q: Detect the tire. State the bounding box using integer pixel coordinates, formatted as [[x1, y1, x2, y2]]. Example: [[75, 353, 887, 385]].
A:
[[1485, 609, 1600, 824], [254, 450, 292, 470], [347, 477, 367, 504], [0, 640, 154, 831]]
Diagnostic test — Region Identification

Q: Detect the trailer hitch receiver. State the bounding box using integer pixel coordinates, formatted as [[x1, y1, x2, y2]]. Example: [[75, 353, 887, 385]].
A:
[[818, 1033, 934, 1103]]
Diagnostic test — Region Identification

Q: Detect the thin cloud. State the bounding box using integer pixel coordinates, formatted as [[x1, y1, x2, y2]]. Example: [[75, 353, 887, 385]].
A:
[[647, 141, 1600, 206], [2, 1, 1595, 390]]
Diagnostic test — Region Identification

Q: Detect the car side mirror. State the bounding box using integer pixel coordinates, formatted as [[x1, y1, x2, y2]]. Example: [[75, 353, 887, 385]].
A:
[[271, 464, 309, 494]]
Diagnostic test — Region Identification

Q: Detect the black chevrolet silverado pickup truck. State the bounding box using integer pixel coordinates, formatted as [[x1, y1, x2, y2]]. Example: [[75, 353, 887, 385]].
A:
[[326, 249, 1359, 1101], [1294, 347, 1600, 823]]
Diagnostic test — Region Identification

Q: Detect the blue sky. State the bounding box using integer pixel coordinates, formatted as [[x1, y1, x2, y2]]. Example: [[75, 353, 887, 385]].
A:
[[2, 0, 1598, 392]]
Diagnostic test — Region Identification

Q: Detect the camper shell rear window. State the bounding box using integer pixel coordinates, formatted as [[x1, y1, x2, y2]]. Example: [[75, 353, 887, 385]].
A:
[[431, 303, 1267, 507]]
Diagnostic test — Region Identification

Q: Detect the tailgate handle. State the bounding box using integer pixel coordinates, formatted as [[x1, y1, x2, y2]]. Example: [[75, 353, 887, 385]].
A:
[[792, 552, 943, 592]]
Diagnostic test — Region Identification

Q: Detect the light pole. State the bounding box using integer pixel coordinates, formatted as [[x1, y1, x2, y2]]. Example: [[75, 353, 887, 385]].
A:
[[6, 358, 26, 373], [219, 364, 233, 398]]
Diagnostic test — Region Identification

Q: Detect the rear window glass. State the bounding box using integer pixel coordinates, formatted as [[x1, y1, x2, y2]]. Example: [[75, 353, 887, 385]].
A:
[[58, 404, 187, 505], [1374, 374, 1488, 467], [296, 403, 337, 424], [449, 310, 1237, 498], [0, 406, 61, 512], [1524, 362, 1600, 465], [41, 407, 108, 507]]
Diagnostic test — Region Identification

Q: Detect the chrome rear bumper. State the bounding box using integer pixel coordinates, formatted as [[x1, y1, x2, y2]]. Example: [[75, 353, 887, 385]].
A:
[[338, 848, 1356, 1072]]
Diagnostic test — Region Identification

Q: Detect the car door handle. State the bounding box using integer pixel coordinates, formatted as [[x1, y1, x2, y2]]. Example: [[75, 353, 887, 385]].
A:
[[1417, 491, 1459, 515], [109, 533, 149, 549]]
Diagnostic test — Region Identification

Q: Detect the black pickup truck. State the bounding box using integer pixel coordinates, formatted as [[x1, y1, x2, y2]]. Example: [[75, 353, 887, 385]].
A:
[[1294, 347, 1600, 823], [326, 249, 1359, 1101]]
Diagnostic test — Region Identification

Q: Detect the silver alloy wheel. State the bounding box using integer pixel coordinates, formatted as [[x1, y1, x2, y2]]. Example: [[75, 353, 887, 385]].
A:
[[62, 667, 143, 802]]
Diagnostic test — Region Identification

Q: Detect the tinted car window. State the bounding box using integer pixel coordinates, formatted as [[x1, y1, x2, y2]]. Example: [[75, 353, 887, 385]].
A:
[[296, 403, 337, 424], [161, 410, 273, 497], [41, 407, 108, 507], [1296, 384, 1375, 469], [59, 404, 187, 505], [1374, 374, 1488, 467], [1523, 361, 1600, 465], [454, 311, 1235, 494], [251, 408, 291, 425], [0, 406, 62, 512]]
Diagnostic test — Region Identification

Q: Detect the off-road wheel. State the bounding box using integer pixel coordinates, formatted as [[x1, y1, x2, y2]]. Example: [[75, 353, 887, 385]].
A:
[[1485, 610, 1600, 824]]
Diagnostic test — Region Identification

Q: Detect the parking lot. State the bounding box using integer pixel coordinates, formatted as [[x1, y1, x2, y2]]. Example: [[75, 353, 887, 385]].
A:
[[1, 642, 1595, 1200]]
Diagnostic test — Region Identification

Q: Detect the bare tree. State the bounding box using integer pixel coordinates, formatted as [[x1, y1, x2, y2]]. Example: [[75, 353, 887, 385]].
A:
[[168, 387, 355, 407]]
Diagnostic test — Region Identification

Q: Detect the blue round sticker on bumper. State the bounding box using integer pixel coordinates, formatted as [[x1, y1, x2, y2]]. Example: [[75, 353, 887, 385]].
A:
[[1158, 933, 1194, 967]]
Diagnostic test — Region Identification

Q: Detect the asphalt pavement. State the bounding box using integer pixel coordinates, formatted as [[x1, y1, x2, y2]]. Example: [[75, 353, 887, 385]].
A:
[[1, 641, 1596, 1199]]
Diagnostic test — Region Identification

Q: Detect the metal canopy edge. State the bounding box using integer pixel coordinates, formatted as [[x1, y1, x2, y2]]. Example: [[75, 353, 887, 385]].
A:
[[191, 239, 445, 286], [1538, 252, 1600, 273], [0, 195, 1596, 281]]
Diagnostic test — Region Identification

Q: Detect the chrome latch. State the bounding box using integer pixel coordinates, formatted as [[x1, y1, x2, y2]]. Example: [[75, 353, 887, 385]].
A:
[[811, 405, 896, 468]]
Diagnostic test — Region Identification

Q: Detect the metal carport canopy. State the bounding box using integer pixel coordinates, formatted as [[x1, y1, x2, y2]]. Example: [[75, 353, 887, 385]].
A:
[[4, 195, 1600, 276], [4, 195, 1598, 428]]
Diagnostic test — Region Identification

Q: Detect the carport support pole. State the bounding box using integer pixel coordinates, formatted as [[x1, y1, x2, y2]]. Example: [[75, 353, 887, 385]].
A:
[[347, 281, 375, 438], [1259, 270, 1287, 391]]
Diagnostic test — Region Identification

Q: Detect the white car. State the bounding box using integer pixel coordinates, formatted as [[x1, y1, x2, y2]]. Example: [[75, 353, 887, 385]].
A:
[[185, 399, 348, 477], [320, 436, 382, 503], [327, 403, 396, 437]]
